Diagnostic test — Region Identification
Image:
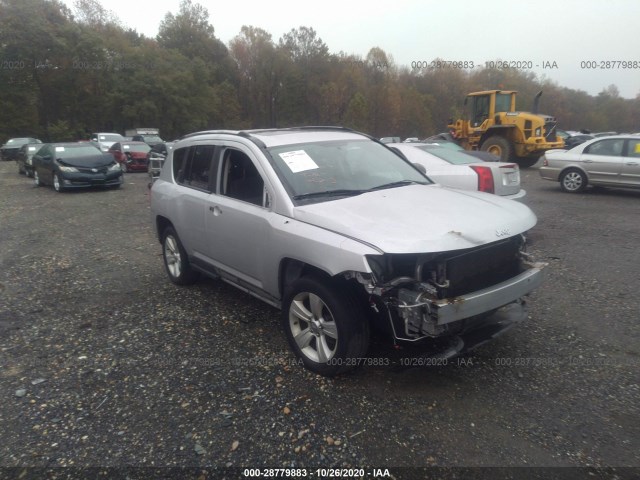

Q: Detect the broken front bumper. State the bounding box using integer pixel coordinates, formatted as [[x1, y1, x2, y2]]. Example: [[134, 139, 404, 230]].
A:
[[432, 266, 543, 325], [396, 263, 544, 339]]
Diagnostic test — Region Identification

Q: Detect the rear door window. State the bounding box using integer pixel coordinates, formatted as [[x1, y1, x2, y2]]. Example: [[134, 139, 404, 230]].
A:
[[172, 145, 217, 192]]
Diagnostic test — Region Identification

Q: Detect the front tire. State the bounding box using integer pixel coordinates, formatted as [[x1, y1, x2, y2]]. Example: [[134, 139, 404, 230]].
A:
[[162, 226, 199, 285], [282, 275, 369, 376], [34, 170, 41, 186], [481, 136, 513, 163], [121, 162, 127, 173], [53, 173, 64, 192], [560, 168, 587, 193]]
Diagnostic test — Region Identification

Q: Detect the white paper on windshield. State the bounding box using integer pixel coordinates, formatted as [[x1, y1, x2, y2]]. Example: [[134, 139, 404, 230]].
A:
[[28, 146, 37, 151], [124, 145, 130, 149], [279, 150, 318, 173], [55, 147, 65, 152]]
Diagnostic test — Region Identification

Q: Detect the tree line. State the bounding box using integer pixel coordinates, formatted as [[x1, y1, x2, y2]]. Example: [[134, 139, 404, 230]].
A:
[[1, 0, 638, 143]]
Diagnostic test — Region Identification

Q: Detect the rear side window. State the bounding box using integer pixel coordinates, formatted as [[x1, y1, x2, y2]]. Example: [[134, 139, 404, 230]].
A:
[[584, 139, 624, 156], [186, 145, 215, 190], [172, 145, 216, 192], [172, 147, 188, 182]]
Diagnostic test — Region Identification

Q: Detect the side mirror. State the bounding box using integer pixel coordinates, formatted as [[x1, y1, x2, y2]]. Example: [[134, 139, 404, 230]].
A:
[[413, 163, 427, 174]]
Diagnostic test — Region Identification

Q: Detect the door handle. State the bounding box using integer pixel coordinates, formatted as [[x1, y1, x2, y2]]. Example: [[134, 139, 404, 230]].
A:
[[582, 159, 593, 163], [209, 205, 222, 216], [626, 162, 639, 166]]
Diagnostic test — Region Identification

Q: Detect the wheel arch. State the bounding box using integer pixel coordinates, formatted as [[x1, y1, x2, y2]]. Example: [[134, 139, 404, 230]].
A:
[[479, 126, 515, 146], [559, 164, 590, 183], [279, 258, 334, 298], [155, 215, 173, 243]]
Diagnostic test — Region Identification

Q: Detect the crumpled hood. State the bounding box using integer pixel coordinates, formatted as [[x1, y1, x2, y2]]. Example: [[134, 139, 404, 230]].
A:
[[293, 184, 537, 253], [58, 154, 115, 168]]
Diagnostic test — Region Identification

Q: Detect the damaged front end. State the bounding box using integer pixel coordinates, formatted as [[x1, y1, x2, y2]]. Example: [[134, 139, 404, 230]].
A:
[[353, 235, 545, 350]]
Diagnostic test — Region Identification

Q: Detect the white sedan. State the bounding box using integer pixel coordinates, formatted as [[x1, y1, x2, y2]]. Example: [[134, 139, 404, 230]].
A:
[[389, 143, 525, 199], [539, 135, 640, 192]]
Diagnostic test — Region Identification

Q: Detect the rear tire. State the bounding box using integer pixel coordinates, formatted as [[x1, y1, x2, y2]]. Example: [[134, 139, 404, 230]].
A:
[[34, 170, 41, 186], [161, 226, 199, 285], [121, 163, 127, 173], [281, 275, 369, 376], [481, 136, 513, 163]]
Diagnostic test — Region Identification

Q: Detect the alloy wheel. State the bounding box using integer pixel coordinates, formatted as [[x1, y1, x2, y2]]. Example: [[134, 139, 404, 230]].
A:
[[288, 292, 338, 363]]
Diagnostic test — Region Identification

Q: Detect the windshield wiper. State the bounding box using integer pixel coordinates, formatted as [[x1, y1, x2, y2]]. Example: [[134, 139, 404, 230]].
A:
[[368, 180, 427, 191], [293, 189, 367, 200]]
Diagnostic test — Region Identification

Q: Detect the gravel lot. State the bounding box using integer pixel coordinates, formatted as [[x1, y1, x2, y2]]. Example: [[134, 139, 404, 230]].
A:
[[0, 160, 638, 478]]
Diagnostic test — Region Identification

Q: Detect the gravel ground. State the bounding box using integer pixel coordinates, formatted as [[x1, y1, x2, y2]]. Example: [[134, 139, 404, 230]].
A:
[[0, 160, 638, 479]]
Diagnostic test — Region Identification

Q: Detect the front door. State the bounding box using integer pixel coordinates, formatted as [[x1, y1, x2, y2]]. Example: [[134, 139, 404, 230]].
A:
[[580, 138, 624, 184]]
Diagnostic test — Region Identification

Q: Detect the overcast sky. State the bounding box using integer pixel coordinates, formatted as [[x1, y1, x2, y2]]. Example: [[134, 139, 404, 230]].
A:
[[63, 0, 640, 99]]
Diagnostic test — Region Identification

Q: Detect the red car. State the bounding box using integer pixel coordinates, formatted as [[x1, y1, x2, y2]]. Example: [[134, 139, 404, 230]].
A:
[[108, 141, 151, 172]]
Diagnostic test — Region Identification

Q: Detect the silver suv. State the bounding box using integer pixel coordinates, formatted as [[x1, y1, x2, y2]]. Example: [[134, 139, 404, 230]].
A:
[[151, 127, 545, 376]]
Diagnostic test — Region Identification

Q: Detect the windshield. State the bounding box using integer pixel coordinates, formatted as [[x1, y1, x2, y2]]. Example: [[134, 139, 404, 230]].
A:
[[142, 135, 162, 143], [98, 134, 123, 142], [495, 93, 512, 113], [7, 138, 30, 145], [416, 146, 476, 165], [123, 143, 151, 153], [267, 139, 430, 201], [424, 141, 465, 151], [55, 145, 103, 158]]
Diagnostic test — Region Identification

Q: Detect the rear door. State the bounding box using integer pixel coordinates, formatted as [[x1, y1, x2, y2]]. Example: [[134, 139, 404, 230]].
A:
[[170, 144, 217, 258], [620, 138, 640, 186], [580, 138, 624, 184]]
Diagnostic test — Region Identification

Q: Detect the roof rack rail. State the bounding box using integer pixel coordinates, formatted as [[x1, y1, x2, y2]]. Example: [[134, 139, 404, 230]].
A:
[[179, 126, 369, 147], [180, 129, 239, 140]]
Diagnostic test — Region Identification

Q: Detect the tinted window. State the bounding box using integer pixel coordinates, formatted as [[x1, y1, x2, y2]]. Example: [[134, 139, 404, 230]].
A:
[[220, 149, 265, 206], [584, 139, 624, 156], [37, 145, 51, 157], [185, 145, 215, 190], [172, 147, 188, 183]]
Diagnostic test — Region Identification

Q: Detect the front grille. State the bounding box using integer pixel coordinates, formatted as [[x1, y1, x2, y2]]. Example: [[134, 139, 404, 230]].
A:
[[77, 167, 108, 174], [437, 238, 521, 298]]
